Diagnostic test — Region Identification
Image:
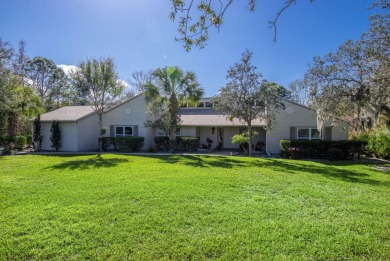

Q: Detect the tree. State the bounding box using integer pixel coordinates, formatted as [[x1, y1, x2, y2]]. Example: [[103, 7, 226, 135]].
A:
[[46, 68, 71, 110], [213, 50, 284, 155], [50, 120, 61, 151], [0, 39, 41, 142], [170, 0, 315, 50], [25, 56, 67, 108], [289, 78, 311, 106], [303, 8, 389, 131], [70, 57, 124, 146], [262, 81, 292, 100], [129, 70, 154, 93], [12, 40, 29, 79], [144, 66, 204, 150], [33, 114, 43, 151]]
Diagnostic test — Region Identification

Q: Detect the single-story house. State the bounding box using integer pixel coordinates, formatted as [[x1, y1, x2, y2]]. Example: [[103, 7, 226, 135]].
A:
[[36, 93, 348, 153]]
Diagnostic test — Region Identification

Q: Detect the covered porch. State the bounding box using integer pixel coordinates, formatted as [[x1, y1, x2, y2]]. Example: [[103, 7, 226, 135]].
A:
[[179, 126, 267, 152]]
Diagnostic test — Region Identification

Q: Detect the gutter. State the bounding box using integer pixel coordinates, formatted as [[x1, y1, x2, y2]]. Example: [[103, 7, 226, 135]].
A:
[[265, 129, 271, 157], [263, 127, 271, 157]]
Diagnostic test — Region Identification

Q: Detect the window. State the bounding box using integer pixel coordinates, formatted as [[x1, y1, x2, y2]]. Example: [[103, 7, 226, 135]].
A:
[[297, 129, 310, 139], [205, 102, 213, 108], [297, 128, 322, 140], [196, 101, 213, 108], [115, 126, 133, 137], [176, 127, 181, 136], [311, 129, 322, 139]]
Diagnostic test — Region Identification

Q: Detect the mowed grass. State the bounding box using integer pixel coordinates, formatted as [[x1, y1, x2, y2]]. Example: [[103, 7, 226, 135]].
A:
[[0, 155, 389, 260]]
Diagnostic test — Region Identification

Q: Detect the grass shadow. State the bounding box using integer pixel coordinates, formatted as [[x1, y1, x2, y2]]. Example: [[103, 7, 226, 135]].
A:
[[141, 155, 248, 169], [250, 159, 390, 187], [46, 154, 130, 170], [139, 155, 389, 187]]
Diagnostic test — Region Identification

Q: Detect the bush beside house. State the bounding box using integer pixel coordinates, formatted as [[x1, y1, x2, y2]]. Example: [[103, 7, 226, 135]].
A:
[[98, 136, 144, 152], [280, 139, 367, 160], [354, 127, 390, 159]]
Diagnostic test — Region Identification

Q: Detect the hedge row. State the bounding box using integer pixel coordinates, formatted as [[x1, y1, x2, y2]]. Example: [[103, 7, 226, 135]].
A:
[[355, 127, 390, 159], [177, 136, 200, 151], [0, 135, 31, 150], [98, 136, 144, 152], [154, 136, 200, 152], [280, 139, 367, 160]]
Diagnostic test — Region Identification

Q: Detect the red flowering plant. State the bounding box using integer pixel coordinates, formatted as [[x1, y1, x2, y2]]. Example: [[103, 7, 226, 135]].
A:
[[288, 147, 302, 159]]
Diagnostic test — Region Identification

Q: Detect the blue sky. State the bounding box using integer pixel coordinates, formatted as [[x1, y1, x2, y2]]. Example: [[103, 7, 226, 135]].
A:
[[0, 0, 378, 96]]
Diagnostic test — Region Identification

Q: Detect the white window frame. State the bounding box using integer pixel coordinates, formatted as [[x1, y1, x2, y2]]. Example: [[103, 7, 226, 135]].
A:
[[115, 126, 134, 137], [297, 128, 322, 140]]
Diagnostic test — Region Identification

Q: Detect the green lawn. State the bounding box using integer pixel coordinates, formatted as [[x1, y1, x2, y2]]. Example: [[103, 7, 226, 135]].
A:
[[1, 154, 389, 260]]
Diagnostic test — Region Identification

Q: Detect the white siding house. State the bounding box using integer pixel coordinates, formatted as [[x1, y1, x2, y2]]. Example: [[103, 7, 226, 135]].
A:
[[38, 106, 99, 152], [102, 94, 155, 149], [37, 94, 348, 153], [266, 100, 348, 153]]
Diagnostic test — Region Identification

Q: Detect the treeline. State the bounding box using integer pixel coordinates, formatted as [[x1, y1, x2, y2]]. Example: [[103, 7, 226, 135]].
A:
[[289, 7, 389, 133], [0, 40, 135, 149], [0, 40, 78, 141]]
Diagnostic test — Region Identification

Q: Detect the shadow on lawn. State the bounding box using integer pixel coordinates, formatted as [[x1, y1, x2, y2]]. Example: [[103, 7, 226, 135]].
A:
[[46, 154, 129, 170], [252, 159, 390, 187], [146, 155, 247, 169], [142, 155, 390, 187]]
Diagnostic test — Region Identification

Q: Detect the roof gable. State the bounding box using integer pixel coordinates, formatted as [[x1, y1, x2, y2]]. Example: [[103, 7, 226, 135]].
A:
[[40, 106, 95, 122]]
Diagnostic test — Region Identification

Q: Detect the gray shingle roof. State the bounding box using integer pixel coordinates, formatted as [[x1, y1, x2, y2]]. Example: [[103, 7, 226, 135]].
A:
[[40, 106, 95, 122], [179, 108, 266, 126]]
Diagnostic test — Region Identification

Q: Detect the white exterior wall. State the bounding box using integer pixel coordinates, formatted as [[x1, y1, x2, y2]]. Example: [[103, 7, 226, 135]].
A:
[[41, 122, 52, 151], [332, 122, 349, 140], [266, 100, 348, 154], [41, 122, 78, 151], [77, 113, 100, 151], [199, 127, 218, 149], [103, 94, 154, 150], [223, 127, 240, 149], [180, 127, 196, 136]]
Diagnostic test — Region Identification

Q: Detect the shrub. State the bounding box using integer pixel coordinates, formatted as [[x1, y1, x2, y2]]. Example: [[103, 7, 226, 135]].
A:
[[177, 136, 200, 151], [115, 136, 144, 151], [148, 146, 157, 153], [50, 120, 61, 152], [154, 136, 170, 144], [26, 135, 33, 147], [0, 136, 5, 147], [0, 136, 19, 154], [280, 139, 367, 160], [98, 137, 116, 151], [288, 147, 302, 159], [328, 148, 344, 161], [33, 114, 43, 151], [15, 136, 27, 150], [232, 134, 249, 153], [367, 127, 390, 159], [154, 136, 170, 151], [280, 140, 291, 157]]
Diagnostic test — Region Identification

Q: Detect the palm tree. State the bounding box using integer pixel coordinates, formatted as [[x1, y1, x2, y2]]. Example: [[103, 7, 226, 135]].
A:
[[144, 66, 204, 151]]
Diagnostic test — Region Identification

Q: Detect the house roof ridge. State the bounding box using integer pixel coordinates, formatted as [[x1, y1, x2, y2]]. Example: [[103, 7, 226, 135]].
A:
[[103, 93, 144, 114]]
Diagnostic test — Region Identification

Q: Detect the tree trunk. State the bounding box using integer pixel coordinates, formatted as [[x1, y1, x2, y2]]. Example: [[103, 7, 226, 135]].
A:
[[169, 93, 179, 152], [98, 113, 103, 152], [248, 124, 253, 156], [8, 111, 19, 138]]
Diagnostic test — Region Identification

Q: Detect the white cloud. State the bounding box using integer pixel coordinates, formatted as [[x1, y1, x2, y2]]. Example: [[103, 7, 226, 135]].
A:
[[117, 79, 130, 88], [57, 64, 129, 89], [57, 64, 78, 75]]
